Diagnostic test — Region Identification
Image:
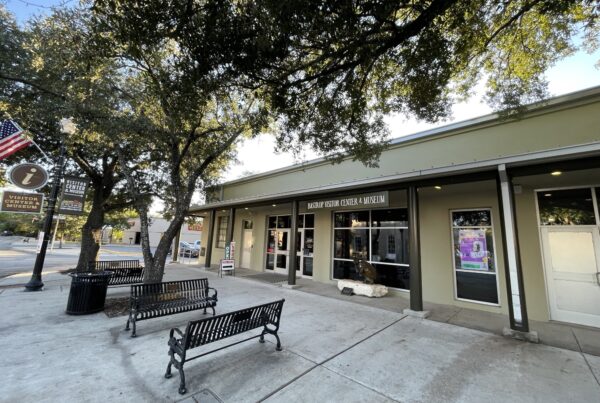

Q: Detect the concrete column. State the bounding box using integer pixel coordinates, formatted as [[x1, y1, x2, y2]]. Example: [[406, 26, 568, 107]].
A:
[[204, 209, 216, 268], [288, 200, 299, 286], [497, 165, 535, 341]]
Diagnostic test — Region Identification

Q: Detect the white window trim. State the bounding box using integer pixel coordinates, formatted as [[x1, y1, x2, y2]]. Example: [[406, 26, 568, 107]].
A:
[[450, 208, 501, 307]]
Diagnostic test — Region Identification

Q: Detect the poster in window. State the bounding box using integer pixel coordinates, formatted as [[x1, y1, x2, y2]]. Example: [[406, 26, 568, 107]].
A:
[[458, 229, 489, 271]]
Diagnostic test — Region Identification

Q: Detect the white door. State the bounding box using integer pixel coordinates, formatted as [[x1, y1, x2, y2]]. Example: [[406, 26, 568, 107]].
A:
[[541, 227, 600, 327], [241, 228, 253, 269]]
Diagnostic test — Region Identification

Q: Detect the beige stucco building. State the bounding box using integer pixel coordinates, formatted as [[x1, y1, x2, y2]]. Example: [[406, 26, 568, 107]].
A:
[[191, 87, 600, 337]]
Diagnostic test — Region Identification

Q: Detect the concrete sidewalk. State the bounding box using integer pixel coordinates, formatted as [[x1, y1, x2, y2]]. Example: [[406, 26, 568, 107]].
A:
[[1, 265, 599, 402]]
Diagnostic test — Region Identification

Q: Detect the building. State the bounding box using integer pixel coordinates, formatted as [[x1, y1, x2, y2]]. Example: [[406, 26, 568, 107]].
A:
[[122, 217, 202, 247], [190, 86, 600, 339]]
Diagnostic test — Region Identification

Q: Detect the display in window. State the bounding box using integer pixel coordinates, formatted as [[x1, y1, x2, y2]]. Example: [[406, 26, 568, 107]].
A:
[[457, 229, 489, 271]]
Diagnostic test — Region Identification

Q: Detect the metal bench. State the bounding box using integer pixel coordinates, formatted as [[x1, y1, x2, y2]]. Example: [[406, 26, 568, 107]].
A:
[[165, 299, 285, 395], [126, 278, 217, 337], [88, 260, 144, 286]]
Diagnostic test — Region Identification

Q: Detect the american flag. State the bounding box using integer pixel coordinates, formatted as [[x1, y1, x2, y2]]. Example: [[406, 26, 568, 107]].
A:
[[0, 120, 32, 160]]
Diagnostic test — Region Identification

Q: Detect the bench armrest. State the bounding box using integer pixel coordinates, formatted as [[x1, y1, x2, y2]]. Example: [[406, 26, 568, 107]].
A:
[[169, 327, 185, 340], [207, 287, 218, 301]]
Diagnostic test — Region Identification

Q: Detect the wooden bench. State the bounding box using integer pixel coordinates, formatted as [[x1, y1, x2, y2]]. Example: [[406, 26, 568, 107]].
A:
[[88, 260, 144, 286], [165, 299, 285, 394], [126, 279, 218, 337]]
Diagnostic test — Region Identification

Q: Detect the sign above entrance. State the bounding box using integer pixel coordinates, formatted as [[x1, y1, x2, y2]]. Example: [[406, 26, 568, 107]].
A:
[[8, 163, 48, 190], [305, 191, 389, 210]]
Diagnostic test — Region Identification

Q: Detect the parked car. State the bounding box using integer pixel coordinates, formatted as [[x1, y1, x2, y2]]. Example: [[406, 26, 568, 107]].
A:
[[1, 230, 14, 236], [179, 241, 199, 258]]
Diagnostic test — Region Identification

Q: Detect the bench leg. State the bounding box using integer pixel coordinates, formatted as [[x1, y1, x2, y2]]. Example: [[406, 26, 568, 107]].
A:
[[177, 365, 187, 395], [131, 315, 137, 338], [259, 329, 282, 351], [273, 333, 282, 351], [125, 312, 131, 331], [165, 351, 174, 379], [203, 307, 207, 314]]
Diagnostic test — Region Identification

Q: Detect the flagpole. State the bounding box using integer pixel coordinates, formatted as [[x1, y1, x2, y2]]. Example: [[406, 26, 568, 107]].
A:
[[28, 136, 54, 165]]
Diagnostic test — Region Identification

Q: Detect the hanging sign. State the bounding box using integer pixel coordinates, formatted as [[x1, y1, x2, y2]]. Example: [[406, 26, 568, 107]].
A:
[[0, 190, 44, 214], [305, 191, 388, 210], [458, 229, 489, 271], [58, 176, 88, 215], [8, 163, 48, 190], [224, 241, 236, 260]]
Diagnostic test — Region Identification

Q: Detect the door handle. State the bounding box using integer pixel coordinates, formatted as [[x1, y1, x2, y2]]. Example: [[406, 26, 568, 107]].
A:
[[597, 272, 600, 287]]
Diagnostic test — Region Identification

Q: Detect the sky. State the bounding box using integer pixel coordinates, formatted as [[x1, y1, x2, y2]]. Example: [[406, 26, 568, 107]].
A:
[[5, 0, 600, 185]]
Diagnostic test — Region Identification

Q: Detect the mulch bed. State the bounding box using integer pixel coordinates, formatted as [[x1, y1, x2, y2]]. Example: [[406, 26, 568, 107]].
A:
[[104, 297, 130, 318]]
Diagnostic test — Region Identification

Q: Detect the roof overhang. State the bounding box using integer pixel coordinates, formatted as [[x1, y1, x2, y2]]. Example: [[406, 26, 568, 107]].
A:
[[190, 141, 600, 214]]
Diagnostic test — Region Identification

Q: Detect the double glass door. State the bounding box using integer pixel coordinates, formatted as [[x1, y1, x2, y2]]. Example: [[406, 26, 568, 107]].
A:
[[267, 229, 290, 274], [266, 214, 314, 277]]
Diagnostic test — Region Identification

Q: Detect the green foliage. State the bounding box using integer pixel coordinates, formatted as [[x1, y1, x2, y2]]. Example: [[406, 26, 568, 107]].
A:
[[0, 212, 40, 236], [92, 0, 600, 166]]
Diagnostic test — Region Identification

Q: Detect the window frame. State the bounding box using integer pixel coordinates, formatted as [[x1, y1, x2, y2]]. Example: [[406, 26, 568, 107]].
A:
[[450, 208, 501, 306], [215, 215, 229, 249], [331, 208, 410, 291]]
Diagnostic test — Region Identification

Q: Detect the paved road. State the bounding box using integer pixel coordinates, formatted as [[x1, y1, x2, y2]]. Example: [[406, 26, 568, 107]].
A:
[[0, 238, 159, 278]]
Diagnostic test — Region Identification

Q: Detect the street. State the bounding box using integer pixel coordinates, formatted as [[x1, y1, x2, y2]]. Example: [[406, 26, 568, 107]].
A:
[[0, 236, 155, 278]]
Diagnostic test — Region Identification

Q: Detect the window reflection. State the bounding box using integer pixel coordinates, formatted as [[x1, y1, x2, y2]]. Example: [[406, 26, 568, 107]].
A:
[[538, 188, 596, 225]]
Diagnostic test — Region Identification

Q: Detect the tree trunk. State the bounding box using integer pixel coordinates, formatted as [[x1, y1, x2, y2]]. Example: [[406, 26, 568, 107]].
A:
[[140, 207, 185, 283], [75, 184, 105, 272]]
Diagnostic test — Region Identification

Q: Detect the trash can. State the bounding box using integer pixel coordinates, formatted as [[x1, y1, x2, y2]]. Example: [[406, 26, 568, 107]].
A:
[[66, 271, 113, 315]]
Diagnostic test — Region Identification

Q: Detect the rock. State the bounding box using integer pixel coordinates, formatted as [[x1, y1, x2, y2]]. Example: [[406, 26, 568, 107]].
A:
[[337, 279, 388, 298]]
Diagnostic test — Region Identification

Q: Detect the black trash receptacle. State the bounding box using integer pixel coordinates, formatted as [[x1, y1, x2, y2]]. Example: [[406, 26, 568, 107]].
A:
[[66, 271, 113, 315]]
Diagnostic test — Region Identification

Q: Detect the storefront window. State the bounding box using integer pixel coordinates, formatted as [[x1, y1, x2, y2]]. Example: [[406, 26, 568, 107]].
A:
[[333, 209, 410, 290], [537, 188, 596, 225], [216, 216, 229, 248], [451, 209, 499, 304]]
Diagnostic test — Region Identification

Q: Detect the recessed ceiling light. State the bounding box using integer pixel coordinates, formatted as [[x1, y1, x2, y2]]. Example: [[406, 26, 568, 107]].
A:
[[244, 207, 249, 210], [272, 204, 277, 207], [434, 186, 442, 190], [544, 193, 552, 197], [551, 171, 562, 176]]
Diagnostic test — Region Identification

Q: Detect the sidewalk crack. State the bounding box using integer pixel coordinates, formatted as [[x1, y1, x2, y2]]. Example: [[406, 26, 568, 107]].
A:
[[257, 315, 406, 402], [572, 328, 600, 387]]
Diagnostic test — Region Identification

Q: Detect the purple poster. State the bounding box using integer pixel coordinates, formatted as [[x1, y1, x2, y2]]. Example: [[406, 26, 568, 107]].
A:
[[458, 229, 489, 271]]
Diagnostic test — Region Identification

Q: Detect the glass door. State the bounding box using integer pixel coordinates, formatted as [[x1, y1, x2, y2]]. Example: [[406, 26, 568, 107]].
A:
[[274, 229, 290, 274]]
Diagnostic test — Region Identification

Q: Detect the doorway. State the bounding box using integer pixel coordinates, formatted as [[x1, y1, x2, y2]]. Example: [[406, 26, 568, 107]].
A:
[[266, 228, 290, 274], [241, 220, 253, 269], [541, 227, 600, 327], [538, 187, 600, 328], [265, 214, 314, 277]]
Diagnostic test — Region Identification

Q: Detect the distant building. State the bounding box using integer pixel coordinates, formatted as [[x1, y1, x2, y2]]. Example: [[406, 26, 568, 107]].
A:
[[121, 217, 202, 247]]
